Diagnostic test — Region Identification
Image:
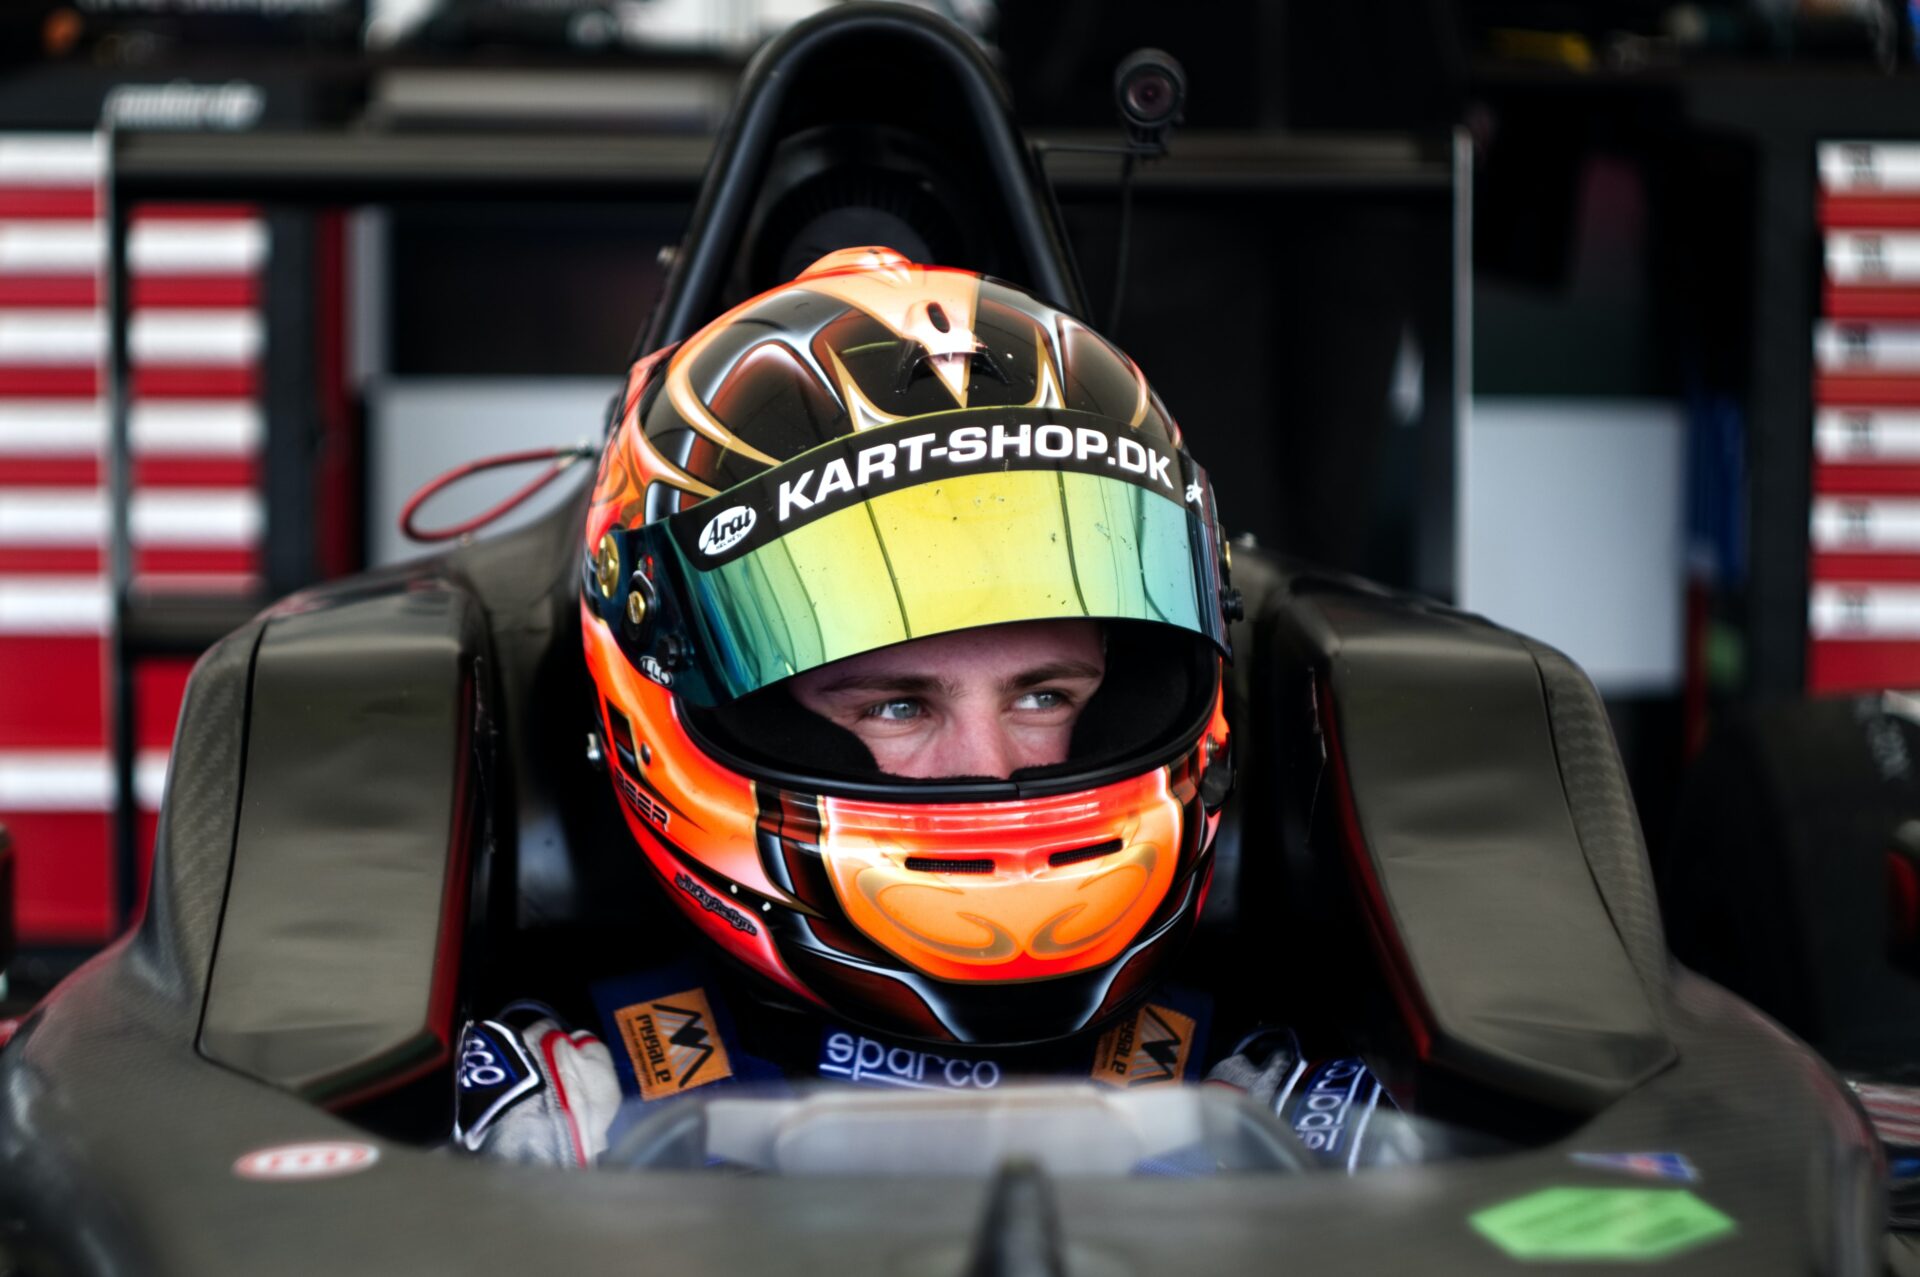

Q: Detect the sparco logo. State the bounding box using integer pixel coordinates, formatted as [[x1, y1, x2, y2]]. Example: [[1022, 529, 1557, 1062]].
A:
[[819, 1031, 1005, 1090], [697, 505, 756, 556], [1291, 1059, 1370, 1154]]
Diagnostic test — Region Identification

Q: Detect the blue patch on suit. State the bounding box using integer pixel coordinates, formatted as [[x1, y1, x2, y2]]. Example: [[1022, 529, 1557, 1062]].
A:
[[453, 1020, 541, 1151], [1277, 1057, 1389, 1171]]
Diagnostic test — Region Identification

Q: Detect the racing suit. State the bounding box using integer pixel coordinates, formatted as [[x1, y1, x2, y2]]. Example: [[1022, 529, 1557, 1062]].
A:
[[454, 961, 1402, 1172]]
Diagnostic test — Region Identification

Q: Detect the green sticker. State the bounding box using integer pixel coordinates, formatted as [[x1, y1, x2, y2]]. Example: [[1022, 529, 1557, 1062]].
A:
[[1470, 1187, 1737, 1261]]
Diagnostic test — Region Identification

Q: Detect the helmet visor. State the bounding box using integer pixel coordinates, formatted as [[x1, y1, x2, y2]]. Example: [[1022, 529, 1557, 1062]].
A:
[[594, 409, 1230, 707]]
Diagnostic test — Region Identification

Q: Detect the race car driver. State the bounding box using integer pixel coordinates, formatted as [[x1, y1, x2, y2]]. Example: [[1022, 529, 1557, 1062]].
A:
[[453, 248, 1396, 1170]]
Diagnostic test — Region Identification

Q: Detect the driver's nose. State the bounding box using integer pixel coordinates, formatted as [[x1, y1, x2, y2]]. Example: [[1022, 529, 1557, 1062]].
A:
[[918, 709, 1022, 780]]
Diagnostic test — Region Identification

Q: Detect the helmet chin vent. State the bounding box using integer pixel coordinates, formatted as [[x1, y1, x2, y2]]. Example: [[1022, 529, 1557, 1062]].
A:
[[904, 856, 994, 874], [1048, 839, 1124, 868]]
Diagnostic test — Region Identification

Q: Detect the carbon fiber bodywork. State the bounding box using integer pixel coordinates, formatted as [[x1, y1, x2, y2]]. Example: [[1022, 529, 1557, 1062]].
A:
[[0, 485, 1889, 1275], [0, 7, 1892, 1271]]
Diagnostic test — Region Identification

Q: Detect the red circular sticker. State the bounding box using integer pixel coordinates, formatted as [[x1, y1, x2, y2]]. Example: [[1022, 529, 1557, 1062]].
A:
[[233, 1141, 380, 1181]]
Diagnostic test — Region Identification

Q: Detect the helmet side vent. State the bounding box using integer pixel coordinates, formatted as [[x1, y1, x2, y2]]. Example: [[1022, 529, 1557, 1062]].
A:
[[603, 699, 643, 771], [904, 856, 995, 875], [1047, 840, 1124, 869]]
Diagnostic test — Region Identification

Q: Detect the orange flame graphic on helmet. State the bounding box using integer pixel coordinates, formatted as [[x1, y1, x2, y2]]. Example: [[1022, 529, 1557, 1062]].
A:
[[819, 775, 1183, 983]]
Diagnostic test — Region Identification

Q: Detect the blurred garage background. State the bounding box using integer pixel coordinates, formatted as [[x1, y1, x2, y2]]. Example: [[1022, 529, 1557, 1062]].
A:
[[1, 0, 1918, 1070]]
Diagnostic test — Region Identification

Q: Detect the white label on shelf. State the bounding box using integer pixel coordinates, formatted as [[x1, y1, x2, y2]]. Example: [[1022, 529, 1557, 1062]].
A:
[[1816, 408, 1920, 461], [128, 488, 262, 546], [0, 749, 169, 812], [0, 487, 262, 546], [0, 218, 267, 277], [1829, 232, 1920, 283], [0, 134, 102, 186], [0, 750, 111, 810], [0, 400, 263, 457], [0, 487, 104, 544], [0, 221, 100, 275], [1816, 322, 1920, 372], [135, 750, 168, 810], [127, 219, 267, 276], [128, 308, 262, 367], [1821, 141, 1920, 193], [0, 308, 101, 365], [0, 574, 106, 634], [1812, 582, 1920, 637], [0, 400, 102, 455], [1813, 496, 1920, 550], [131, 400, 261, 455]]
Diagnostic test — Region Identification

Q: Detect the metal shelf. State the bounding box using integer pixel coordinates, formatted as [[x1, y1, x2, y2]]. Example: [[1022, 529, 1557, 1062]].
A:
[[112, 130, 717, 201], [112, 127, 1455, 203], [1037, 130, 1456, 193]]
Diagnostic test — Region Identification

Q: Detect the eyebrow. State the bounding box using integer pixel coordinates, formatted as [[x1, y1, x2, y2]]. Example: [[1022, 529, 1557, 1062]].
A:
[[808, 661, 1104, 700], [1002, 661, 1105, 691], [808, 673, 958, 699]]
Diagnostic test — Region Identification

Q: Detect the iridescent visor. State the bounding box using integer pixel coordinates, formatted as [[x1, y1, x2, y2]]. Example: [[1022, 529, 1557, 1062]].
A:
[[605, 409, 1229, 706]]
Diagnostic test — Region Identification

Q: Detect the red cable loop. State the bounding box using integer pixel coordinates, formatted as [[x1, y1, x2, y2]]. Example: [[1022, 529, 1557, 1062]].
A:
[[399, 444, 596, 544]]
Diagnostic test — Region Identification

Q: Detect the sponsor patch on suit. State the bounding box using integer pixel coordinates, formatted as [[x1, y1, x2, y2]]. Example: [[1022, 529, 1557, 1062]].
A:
[[1090, 1003, 1196, 1088], [614, 986, 734, 1102], [453, 1019, 542, 1150]]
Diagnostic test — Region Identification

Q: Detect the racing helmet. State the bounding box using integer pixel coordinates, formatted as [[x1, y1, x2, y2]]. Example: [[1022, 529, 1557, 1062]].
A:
[[582, 247, 1237, 1045]]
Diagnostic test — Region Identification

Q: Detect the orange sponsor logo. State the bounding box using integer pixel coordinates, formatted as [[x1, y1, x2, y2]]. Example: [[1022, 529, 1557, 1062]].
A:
[[615, 987, 733, 1101], [1090, 1003, 1194, 1089]]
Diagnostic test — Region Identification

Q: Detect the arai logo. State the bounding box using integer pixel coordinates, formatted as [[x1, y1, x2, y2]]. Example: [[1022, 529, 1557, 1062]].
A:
[[697, 505, 756, 557]]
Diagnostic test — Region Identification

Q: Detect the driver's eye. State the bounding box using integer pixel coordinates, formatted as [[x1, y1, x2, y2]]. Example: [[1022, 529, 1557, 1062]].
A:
[[1012, 689, 1069, 712], [863, 698, 924, 722]]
